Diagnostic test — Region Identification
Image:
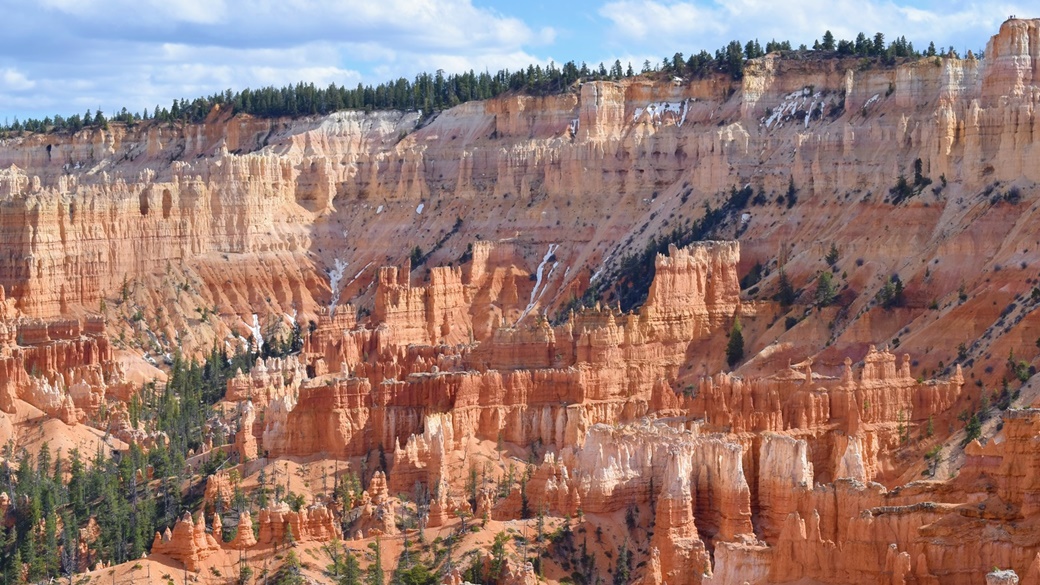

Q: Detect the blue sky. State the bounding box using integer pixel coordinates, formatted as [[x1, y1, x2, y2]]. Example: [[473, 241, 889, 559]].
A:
[[0, 0, 1028, 121]]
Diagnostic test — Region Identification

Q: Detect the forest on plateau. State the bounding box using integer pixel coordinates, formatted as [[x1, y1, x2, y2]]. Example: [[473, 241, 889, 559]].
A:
[[1, 30, 952, 137]]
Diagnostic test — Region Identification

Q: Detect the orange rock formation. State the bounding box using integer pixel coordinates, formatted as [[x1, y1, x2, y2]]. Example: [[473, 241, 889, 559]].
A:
[[150, 512, 220, 571], [7, 17, 1040, 585]]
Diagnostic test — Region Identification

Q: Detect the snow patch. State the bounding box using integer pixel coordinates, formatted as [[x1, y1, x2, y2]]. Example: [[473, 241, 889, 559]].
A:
[[763, 89, 825, 129], [537, 261, 561, 307], [345, 262, 373, 291], [328, 258, 349, 315], [376, 205, 384, 214], [864, 93, 881, 108], [416, 203, 425, 214], [591, 250, 620, 286], [517, 244, 559, 324], [633, 100, 691, 127], [249, 314, 264, 353]]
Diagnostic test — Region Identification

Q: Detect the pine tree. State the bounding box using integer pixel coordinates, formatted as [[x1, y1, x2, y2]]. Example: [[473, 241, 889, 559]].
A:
[[726, 317, 745, 367], [775, 270, 797, 306], [283, 522, 296, 550], [276, 550, 305, 585], [326, 539, 362, 585], [873, 32, 886, 55], [10, 547, 25, 584], [855, 32, 868, 54], [785, 176, 798, 208], [822, 30, 836, 51], [613, 540, 631, 585], [963, 413, 982, 445], [488, 532, 509, 581], [366, 540, 385, 585], [814, 272, 837, 306], [825, 243, 839, 266], [725, 40, 745, 80], [60, 513, 78, 582]]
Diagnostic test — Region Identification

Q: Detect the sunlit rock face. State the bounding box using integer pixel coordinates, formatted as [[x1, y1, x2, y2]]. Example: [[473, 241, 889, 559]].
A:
[[7, 18, 1040, 585]]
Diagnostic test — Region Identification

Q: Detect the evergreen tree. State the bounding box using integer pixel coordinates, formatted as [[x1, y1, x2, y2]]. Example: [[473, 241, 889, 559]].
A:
[[822, 30, 836, 51], [488, 532, 509, 581], [326, 539, 362, 585], [785, 176, 798, 208], [775, 270, 797, 306], [814, 272, 837, 306], [60, 513, 78, 582], [396, 563, 436, 585], [963, 413, 982, 445], [613, 540, 632, 585], [876, 275, 905, 308], [283, 523, 296, 549], [724, 40, 746, 79], [275, 550, 305, 585], [366, 540, 385, 585], [10, 547, 25, 584], [825, 243, 839, 266], [726, 317, 745, 367], [873, 32, 886, 55], [855, 32, 868, 54]]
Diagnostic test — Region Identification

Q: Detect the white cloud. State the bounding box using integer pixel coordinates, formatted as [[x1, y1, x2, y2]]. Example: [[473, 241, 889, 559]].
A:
[[39, 0, 227, 25], [1, 68, 35, 91], [35, 0, 548, 52], [598, 0, 1031, 54], [0, 0, 554, 119], [600, 1, 725, 42]]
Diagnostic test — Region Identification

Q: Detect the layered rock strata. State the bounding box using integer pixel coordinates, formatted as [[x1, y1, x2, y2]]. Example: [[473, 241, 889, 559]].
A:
[[7, 17, 1040, 585]]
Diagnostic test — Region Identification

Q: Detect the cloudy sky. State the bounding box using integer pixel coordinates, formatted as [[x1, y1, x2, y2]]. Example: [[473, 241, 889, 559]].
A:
[[0, 0, 1028, 121]]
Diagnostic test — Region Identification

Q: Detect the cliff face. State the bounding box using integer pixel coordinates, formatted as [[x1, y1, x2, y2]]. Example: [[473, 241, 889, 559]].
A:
[[0, 312, 134, 425], [1, 19, 1038, 372], [230, 240, 742, 460], [206, 239, 990, 585], [5, 17, 1040, 585]]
